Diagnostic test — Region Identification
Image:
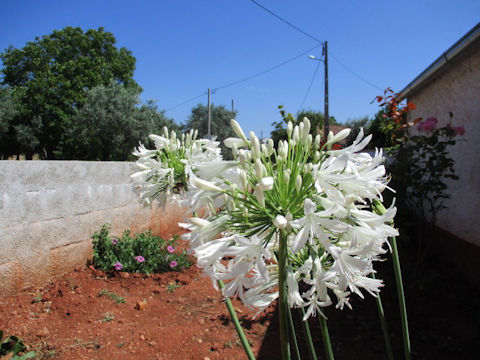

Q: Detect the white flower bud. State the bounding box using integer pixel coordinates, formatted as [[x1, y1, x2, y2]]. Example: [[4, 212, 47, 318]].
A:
[[171, 130, 176, 142], [240, 170, 248, 191], [190, 174, 223, 193], [259, 176, 274, 191], [315, 134, 321, 148], [292, 126, 299, 145], [193, 129, 198, 140], [273, 215, 288, 230], [299, 123, 304, 141], [261, 144, 268, 156], [287, 121, 293, 138], [314, 151, 321, 162], [231, 119, 248, 143], [255, 158, 264, 179], [303, 117, 311, 138], [239, 150, 247, 167], [163, 126, 169, 138], [295, 174, 302, 192], [284, 171, 290, 184], [327, 128, 351, 146], [255, 184, 265, 207], [267, 139, 274, 156], [283, 140, 289, 157]]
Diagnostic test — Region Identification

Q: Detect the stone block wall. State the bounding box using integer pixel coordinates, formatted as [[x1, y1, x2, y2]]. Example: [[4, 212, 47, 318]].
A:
[[0, 161, 187, 296]]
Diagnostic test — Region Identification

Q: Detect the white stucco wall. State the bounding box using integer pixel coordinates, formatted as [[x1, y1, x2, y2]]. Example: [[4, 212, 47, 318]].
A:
[[407, 43, 480, 247], [0, 161, 186, 296]]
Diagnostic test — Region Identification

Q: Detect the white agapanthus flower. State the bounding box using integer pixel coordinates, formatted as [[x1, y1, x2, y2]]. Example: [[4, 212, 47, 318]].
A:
[[131, 118, 398, 321]]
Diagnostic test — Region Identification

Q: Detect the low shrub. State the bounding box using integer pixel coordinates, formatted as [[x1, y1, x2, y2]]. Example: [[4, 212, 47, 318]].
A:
[[91, 224, 191, 274]]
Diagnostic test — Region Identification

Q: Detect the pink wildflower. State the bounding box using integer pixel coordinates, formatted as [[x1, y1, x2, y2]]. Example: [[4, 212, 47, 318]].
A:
[[114, 262, 123, 271], [453, 125, 465, 136], [169, 260, 178, 269], [417, 117, 437, 133], [167, 245, 175, 253], [134, 255, 145, 263], [112, 238, 118, 245]]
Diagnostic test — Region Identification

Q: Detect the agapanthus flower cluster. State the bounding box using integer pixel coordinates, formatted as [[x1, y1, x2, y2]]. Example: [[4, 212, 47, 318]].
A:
[[131, 126, 224, 207], [133, 119, 398, 320]]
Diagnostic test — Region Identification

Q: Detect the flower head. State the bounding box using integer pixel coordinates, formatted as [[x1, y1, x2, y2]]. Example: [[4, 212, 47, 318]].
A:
[[417, 117, 437, 132], [113, 262, 123, 271], [169, 260, 178, 269], [167, 245, 175, 253], [134, 256, 145, 263], [112, 238, 118, 245]]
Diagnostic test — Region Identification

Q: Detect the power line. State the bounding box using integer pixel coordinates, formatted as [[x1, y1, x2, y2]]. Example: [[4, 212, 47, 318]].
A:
[[329, 50, 384, 91], [165, 44, 322, 112], [247, 0, 323, 44], [165, 92, 205, 112], [213, 44, 322, 91], [297, 59, 321, 113], [246, 0, 385, 91]]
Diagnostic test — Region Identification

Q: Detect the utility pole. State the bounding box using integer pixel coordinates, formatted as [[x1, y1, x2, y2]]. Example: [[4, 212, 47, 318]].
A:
[[207, 88, 211, 138], [323, 41, 329, 143], [231, 99, 234, 113]]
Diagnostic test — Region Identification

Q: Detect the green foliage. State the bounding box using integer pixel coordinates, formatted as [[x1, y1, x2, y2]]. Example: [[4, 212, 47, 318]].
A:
[[97, 289, 126, 304], [0, 26, 140, 159], [101, 312, 115, 323], [61, 82, 177, 160], [0, 331, 35, 359], [91, 224, 192, 274], [390, 124, 460, 225], [166, 281, 181, 293]]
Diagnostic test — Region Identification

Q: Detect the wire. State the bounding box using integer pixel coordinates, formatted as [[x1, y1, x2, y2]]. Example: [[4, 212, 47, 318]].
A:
[[246, 0, 385, 92], [297, 59, 321, 113], [213, 44, 322, 91], [247, 0, 323, 44], [329, 50, 385, 91], [165, 92, 205, 112]]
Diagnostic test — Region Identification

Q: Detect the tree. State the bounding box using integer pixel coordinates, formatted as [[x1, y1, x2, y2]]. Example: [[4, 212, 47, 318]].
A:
[[270, 108, 339, 145], [0, 26, 140, 159], [344, 116, 370, 145], [63, 82, 177, 161]]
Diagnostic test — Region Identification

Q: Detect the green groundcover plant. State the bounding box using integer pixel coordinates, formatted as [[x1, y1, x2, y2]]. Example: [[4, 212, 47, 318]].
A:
[[91, 224, 191, 274]]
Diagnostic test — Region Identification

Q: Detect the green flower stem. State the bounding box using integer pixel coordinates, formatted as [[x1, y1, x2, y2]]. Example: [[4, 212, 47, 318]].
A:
[[373, 200, 411, 360], [217, 279, 256, 360], [299, 308, 318, 360], [371, 273, 394, 360], [278, 230, 291, 360], [317, 316, 334, 360], [287, 308, 302, 360]]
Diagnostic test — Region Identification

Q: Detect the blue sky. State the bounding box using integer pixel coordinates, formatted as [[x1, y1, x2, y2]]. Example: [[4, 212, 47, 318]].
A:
[[1, 0, 479, 137]]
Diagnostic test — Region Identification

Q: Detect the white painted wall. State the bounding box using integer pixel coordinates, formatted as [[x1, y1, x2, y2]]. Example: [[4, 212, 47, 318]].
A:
[[407, 43, 480, 247], [0, 161, 186, 296]]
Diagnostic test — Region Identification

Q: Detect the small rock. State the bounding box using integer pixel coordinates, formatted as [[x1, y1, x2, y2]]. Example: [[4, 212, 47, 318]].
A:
[[149, 341, 157, 347], [197, 338, 203, 344], [37, 327, 50, 337], [152, 286, 162, 294], [119, 272, 130, 279], [199, 319, 205, 325], [204, 357, 211, 360], [140, 334, 145, 341], [88, 265, 95, 272], [135, 299, 147, 310]]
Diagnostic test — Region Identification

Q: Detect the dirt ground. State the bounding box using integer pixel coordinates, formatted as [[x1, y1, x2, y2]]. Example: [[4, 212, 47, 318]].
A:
[[1, 240, 479, 359]]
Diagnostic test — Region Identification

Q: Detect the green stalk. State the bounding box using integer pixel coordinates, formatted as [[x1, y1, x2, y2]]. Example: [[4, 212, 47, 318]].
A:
[[371, 273, 394, 360], [299, 308, 318, 360], [317, 315, 334, 360], [373, 200, 411, 360], [287, 308, 301, 360], [217, 279, 256, 360], [278, 231, 291, 360]]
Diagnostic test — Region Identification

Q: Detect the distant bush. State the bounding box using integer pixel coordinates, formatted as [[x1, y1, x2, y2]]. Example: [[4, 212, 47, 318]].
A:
[[91, 224, 191, 274]]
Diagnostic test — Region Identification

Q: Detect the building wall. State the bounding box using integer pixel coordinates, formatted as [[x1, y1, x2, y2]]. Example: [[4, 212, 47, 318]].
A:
[[0, 161, 187, 296], [407, 43, 480, 247]]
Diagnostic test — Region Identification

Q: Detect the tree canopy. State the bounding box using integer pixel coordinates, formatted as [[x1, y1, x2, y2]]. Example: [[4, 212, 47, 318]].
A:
[[62, 82, 177, 161], [0, 26, 140, 159]]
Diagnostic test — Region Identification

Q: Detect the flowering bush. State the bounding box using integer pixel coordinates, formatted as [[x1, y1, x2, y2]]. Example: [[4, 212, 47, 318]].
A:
[[393, 117, 464, 225], [91, 224, 191, 274]]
